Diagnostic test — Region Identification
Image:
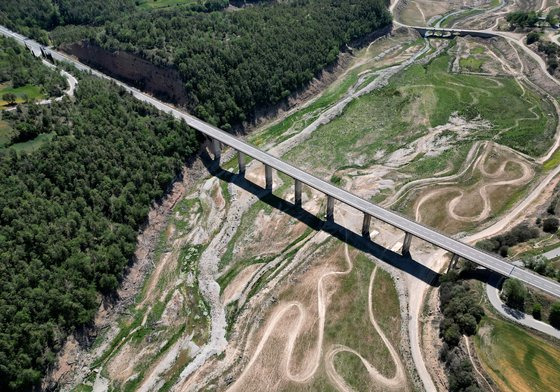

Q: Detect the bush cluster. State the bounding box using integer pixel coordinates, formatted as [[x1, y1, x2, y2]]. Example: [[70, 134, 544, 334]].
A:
[[506, 11, 540, 28], [501, 278, 527, 310], [476, 223, 539, 257], [438, 272, 484, 391]]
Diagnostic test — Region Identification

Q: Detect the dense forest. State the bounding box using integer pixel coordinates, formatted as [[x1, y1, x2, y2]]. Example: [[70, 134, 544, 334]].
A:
[[0, 0, 133, 43], [92, 0, 391, 129], [0, 71, 198, 390], [2, 0, 391, 130], [438, 272, 485, 392]]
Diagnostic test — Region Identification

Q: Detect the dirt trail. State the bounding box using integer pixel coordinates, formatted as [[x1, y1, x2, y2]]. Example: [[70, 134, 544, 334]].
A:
[[6, 60, 77, 112], [227, 244, 352, 389], [227, 243, 406, 391], [383, 142, 484, 208], [325, 264, 406, 391], [464, 336, 495, 392], [415, 144, 534, 223]]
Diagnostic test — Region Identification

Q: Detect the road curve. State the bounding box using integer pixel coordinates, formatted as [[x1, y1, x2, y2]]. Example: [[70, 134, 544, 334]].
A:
[[486, 275, 560, 339]]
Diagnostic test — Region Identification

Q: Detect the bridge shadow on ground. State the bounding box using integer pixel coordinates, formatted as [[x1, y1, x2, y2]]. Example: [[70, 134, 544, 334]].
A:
[[202, 155, 440, 287]]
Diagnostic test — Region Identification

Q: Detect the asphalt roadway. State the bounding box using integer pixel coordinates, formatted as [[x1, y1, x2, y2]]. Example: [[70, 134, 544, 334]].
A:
[[2, 25, 560, 298]]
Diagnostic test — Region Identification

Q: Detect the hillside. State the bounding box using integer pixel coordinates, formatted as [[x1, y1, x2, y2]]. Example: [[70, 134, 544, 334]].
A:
[[1, 0, 392, 130], [0, 45, 198, 390]]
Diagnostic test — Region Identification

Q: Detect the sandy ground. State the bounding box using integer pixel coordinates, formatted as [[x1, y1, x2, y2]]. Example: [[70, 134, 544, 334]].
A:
[[223, 240, 407, 391]]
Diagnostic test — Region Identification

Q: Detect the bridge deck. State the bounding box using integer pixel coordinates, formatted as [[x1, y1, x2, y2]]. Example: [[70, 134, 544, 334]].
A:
[[2, 25, 560, 298]]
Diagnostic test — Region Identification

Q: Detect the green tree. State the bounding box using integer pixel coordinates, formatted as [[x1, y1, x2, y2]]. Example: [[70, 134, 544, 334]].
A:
[[532, 303, 542, 320], [527, 31, 540, 45], [501, 279, 527, 310], [2, 93, 17, 105], [550, 302, 560, 328], [543, 217, 559, 233]]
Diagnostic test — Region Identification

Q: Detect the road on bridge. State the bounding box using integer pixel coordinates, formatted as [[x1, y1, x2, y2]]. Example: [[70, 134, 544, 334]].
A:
[[2, 25, 560, 299]]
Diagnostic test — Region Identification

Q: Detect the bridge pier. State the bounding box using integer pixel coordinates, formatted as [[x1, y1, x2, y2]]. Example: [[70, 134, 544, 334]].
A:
[[265, 164, 273, 191], [362, 213, 371, 238], [402, 232, 413, 256], [447, 254, 460, 273], [211, 139, 221, 162], [294, 179, 302, 207], [237, 151, 246, 176], [326, 195, 335, 222]]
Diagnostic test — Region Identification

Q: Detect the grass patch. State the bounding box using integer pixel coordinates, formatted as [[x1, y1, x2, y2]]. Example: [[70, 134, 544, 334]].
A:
[[332, 260, 403, 390], [543, 148, 560, 170], [0, 84, 43, 107], [9, 132, 54, 153], [459, 56, 484, 72], [285, 50, 556, 180], [475, 314, 560, 392], [325, 251, 402, 386], [73, 384, 93, 392], [217, 256, 268, 292], [250, 70, 359, 148], [441, 8, 483, 28], [135, 0, 202, 9], [0, 119, 12, 147], [471, 46, 486, 55], [92, 310, 145, 368]]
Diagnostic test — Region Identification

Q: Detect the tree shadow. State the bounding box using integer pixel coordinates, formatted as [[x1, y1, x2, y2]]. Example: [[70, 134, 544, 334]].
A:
[[201, 151, 440, 287]]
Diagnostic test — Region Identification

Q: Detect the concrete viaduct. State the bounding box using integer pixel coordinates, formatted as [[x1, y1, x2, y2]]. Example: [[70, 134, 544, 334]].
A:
[[2, 25, 560, 299]]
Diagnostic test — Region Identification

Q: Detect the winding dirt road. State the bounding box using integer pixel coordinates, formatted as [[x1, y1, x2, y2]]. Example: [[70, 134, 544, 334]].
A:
[[325, 264, 406, 391], [415, 143, 534, 224], [227, 244, 406, 391]]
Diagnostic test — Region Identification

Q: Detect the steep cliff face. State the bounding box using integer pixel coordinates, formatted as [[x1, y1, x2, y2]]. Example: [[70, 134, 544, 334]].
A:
[[63, 41, 188, 105]]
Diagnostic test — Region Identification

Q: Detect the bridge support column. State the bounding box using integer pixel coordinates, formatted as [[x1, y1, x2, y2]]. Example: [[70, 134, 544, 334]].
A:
[[237, 151, 245, 176], [402, 232, 412, 256], [447, 254, 459, 273], [265, 164, 273, 191], [362, 213, 371, 238], [211, 139, 221, 162], [326, 195, 335, 222], [294, 179, 302, 207]]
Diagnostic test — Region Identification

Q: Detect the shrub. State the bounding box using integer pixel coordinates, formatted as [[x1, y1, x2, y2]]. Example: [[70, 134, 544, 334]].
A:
[[532, 303, 542, 320], [550, 302, 560, 328], [501, 279, 527, 310], [2, 93, 17, 105], [527, 31, 540, 45], [443, 323, 461, 347], [476, 223, 540, 254], [543, 217, 559, 233]]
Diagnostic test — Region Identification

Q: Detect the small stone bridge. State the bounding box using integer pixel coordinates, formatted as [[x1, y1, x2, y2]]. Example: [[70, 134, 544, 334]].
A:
[[411, 26, 497, 39]]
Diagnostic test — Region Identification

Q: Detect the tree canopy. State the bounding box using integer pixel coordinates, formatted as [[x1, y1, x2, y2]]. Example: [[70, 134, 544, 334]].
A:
[[3, 0, 391, 130], [0, 36, 66, 97], [0, 73, 198, 391]]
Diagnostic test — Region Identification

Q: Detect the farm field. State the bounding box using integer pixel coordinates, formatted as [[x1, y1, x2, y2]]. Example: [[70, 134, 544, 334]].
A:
[[475, 315, 560, 392]]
